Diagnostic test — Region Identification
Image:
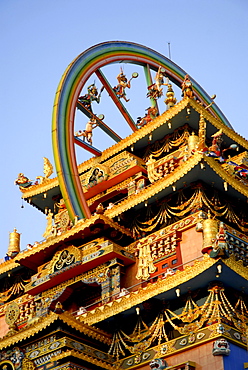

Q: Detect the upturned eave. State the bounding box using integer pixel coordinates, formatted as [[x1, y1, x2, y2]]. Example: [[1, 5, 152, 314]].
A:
[[0, 311, 111, 350], [79, 255, 248, 325]]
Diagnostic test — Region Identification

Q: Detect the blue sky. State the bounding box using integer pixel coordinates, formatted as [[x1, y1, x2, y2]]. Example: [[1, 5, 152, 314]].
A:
[[1, 0, 248, 257]]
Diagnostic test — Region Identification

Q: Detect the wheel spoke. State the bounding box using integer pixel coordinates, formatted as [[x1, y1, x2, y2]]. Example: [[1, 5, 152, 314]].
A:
[[77, 101, 122, 142], [74, 136, 102, 156], [143, 64, 159, 114], [95, 69, 138, 132]]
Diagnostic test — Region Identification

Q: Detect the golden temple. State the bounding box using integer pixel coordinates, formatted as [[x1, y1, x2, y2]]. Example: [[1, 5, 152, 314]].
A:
[[1, 42, 248, 370]]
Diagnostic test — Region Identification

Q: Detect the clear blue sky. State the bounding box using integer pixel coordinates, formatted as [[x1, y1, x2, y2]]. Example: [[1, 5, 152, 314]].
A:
[[1, 0, 248, 257]]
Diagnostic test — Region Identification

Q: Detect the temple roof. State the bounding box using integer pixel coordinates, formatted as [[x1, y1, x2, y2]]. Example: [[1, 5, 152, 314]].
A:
[[105, 152, 248, 219], [78, 255, 248, 325], [14, 214, 133, 270], [0, 311, 111, 351], [18, 97, 248, 214]]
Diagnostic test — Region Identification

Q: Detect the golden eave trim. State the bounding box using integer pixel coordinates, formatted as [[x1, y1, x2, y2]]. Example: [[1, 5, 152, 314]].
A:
[[77, 100, 190, 174], [223, 255, 248, 279], [20, 177, 58, 198], [0, 312, 57, 350], [79, 255, 216, 325], [52, 350, 115, 370], [105, 152, 248, 219], [57, 312, 112, 344], [16, 215, 132, 262], [105, 153, 203, 218], [22, 99, 191, 197], [204, 155, 248, 198], [0, 312, 111, 350], [0, 260, 20, 276], [80, 256, 248, 326], [189, 99, 248, 150]]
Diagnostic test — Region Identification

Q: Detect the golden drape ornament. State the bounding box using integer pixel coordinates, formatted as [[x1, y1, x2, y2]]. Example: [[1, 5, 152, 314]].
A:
[[0, 275, 27, 304], [143, 125, 190, 162], [108, 284, 248, 360], [130, 183, 248, 237]]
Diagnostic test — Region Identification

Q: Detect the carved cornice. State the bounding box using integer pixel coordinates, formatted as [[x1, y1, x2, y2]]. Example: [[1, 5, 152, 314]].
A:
[[42, 262, 110, 300], [0, 311, 111, 350], [20, 99, 192, 198], [78, 255, 216, 325], [115, 322, 246, 369], [87, 177, 132, 206], [58, 312, 112, 344], [127, 212, 199, 254], [98, 100, 189, 162], [0, 313, 55, 350], [78, 255, 248, 327], [52, 350, 115, 370]]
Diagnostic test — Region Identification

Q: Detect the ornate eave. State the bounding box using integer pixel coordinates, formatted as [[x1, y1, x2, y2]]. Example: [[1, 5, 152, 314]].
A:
[[20, 177, 58, 197], [0, 259, 21, 276], [19, 98, 248, 225], [15, 215, 133, 269], [79, 97, 248, 166], [114, 322, 243, 370], [206, 155, 248, 197], [21, 97, 248, 202], [0, 311, 111, 351], [78, 255, 248, 326], [19, 100, 189, 200], [105, 152, 248, 220], [78, 255, 215, 325], [189, 99, 248, 149]]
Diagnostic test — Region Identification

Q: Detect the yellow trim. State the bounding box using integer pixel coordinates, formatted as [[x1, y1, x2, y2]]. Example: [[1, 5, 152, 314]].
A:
[[15, 214, 132, 263], [79, 254, 248, 325], [78, 255, 215, 325], [0, 311, 111, 350]]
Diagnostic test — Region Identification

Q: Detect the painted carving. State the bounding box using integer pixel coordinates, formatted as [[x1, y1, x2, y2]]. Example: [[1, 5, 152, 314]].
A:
[[212, 338, 230, 356], [149, 358, 168, 370]]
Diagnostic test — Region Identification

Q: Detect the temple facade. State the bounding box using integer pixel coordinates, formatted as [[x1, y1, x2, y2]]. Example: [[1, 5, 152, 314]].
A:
[[1, 42, 248, 370]]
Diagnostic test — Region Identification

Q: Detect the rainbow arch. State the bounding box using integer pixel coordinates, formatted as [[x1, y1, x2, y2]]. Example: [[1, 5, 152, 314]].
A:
[[52, 41, 231, 221]]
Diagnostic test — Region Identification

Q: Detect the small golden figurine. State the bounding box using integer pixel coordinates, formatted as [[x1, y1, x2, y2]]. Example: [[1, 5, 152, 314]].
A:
[[155, 66, 167, 94], [36, 157, 53, 184], [164, 82, 177, 109], [43, 209, 53, 239]]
